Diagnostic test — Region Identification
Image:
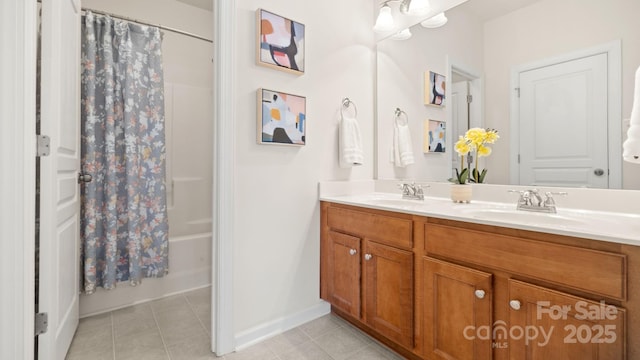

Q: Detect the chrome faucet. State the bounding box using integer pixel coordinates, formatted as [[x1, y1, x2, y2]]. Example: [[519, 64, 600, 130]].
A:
[[509, 189, 567, 213], [398, 182, 428, 200]]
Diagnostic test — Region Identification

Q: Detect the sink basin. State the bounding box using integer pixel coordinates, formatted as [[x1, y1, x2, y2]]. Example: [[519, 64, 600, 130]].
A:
[[461, 208, 587, 227], [368, 198, 424, 207]]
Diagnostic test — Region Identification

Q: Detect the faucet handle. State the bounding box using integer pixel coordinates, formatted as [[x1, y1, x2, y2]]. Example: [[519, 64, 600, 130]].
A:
[[544, 191, 567, 205]]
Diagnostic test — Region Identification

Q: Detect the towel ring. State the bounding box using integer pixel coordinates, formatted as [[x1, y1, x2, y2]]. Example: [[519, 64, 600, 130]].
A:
[[341, 97, 358, 118], [394, 108, 408, 126]]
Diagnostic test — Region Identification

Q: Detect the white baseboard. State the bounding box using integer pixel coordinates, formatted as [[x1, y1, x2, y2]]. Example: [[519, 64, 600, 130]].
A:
[[234, 300, 331, 351]]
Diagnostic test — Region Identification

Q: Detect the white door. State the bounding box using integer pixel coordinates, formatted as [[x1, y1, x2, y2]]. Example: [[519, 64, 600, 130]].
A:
[[39, 0, 81, 358], [518, 53, 609, 188], [451, 81, 469, 175]]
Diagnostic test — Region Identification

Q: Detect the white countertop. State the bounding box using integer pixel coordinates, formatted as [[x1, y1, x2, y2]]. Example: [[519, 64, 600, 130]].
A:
[[320, 191, 640, 247]]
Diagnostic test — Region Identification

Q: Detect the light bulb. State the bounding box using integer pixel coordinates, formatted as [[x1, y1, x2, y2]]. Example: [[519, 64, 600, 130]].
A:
[[406, 0, 430, 15], [374, 4, 394, 33], [421, 12, 448, 28]]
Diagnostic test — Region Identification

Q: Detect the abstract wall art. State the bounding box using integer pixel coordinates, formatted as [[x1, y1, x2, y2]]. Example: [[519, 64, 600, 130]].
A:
[[257, 88, 306, 146], [425, 71, 446, 107], [256, 9, 305, 75], [424, 119, 446, 153]]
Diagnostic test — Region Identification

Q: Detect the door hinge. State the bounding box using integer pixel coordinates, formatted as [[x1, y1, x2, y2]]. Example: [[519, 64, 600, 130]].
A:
[[36, 135, 51, 157], [518, 154, 520, 164], [466, 94, 473, 103], [515, 87, 521, 98], [35, 312, 48, 336]]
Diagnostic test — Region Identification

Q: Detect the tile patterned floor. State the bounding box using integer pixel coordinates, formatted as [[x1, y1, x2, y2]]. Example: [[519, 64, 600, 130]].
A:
[[66, 287, 405, 360]]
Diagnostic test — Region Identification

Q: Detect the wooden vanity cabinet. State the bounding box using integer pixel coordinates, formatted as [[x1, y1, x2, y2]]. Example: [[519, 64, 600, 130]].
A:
[[326, 230, 361, 318], [508, 279, 625, 359], [422, 218, 629, 360], [321, 202, 636, 360], [423, 258, 493, 359], [321, 202, 416, 353]]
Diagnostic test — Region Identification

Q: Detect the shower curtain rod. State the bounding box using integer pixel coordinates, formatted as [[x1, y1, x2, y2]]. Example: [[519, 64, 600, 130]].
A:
[[81, 7, 213, 44]]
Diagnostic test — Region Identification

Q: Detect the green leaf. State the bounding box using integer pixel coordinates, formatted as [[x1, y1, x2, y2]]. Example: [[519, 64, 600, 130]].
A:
[[459, 168, 468, 184], [452, 168, 469, 184], [479, 169, 488, 183]]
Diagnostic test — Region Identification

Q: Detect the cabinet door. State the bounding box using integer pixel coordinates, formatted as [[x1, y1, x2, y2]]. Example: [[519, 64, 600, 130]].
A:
[[327, 231, 361, 318], [424, 257, 493, 360], [509, 279, 625, 359], [364, 240, 414, 348]]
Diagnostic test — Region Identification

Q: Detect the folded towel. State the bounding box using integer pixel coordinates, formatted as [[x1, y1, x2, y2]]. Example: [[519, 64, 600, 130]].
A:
[[623, 65, 640, 163], [339, 114, 364, 167], [394, 119, 414, 167]]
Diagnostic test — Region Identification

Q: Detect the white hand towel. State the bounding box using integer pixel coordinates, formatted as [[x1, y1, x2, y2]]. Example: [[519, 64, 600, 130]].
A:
[[339, 114, 364, 167], [623, 65, 640, 163], [394, 120, 414, 167]]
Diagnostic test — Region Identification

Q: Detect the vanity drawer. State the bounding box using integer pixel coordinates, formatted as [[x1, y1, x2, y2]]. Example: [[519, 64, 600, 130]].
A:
[[425, 223, 627, 301], [327, 206, 412, 249]]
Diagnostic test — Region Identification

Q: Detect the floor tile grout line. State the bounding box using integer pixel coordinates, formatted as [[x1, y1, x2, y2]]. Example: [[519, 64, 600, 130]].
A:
[[110, 312, 116, 360], [150, 298, 174, 360], [184, 291, 211, 337]]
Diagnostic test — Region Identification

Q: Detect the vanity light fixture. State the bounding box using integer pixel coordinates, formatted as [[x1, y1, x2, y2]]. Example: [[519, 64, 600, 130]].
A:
[[420, 12, 448, 28], [374, 3, 395, 33], [374, 0, 432, 33], [390, 28, 412, 40], [400, 0, 431, 16]]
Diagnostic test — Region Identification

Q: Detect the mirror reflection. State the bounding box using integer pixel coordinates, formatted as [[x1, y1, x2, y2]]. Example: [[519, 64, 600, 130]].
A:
[[376, 0, 640, 189]]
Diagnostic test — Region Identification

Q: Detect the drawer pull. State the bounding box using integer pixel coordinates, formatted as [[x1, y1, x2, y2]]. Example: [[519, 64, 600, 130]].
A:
[[349, 249, 357, 256], [364, 254, 373, 261], [474, 290, 486, 299], [509, 300, 521, 311]]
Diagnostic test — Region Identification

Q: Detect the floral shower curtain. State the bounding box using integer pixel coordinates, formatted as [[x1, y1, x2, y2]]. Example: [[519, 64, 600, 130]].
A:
[[80, 12, 169, 294]]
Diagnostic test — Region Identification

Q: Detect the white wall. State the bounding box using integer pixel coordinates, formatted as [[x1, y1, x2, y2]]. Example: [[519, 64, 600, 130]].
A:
[[79, 0, 214, 316], [483, 0, 640, 189], [232, 0, 375, 342], [376, 5, 484, 181]]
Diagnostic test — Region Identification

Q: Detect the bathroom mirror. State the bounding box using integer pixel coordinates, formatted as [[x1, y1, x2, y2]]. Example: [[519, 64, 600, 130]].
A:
[[376, 0, 640, 190]]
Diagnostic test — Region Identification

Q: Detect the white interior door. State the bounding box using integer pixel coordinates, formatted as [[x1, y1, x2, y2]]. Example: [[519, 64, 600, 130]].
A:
[[39, 0, 81, 358], [518, 53, 609, 188], [451, 81, 469, 175]]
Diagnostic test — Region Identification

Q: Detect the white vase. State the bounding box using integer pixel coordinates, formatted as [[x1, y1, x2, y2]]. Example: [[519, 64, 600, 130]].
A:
[[451, 184, 472, 203]]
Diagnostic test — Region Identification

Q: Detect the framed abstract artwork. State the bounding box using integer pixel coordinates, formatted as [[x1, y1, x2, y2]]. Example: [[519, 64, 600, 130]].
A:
[[425, 71, 446, 107], [424, 119, 446, 153], [257, 88, 306, 146], [256, 9, 305, 75]]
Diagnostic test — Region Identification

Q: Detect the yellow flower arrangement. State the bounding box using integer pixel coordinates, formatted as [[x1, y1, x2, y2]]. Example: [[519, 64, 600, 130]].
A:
[[451, 128, 499, 184]]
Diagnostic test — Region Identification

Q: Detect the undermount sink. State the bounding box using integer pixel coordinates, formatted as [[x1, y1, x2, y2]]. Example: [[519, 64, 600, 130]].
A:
[[461, 208, 587, 227], [367, 198, 424, 207]]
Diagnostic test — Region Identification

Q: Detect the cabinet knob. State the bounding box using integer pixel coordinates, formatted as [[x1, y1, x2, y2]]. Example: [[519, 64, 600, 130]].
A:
[[509, 300, 521, 311], [349, 249, 357, 256], [364, 254, 372, 261], [474, 289, 486, 299]]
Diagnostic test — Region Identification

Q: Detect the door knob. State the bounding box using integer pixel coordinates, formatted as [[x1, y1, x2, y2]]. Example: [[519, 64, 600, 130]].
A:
[[349, 249, 357, 256], [594, 168, 605, 176], [474, 289, 486, 299], [509, 300, 521, 310], [364, 254, 372, 261], [78, 172, 93, 184]]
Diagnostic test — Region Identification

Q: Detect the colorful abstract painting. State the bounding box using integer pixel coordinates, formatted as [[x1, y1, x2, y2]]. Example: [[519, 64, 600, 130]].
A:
[[425, 119, 446, 153], [425, 71, 446, 107], [258, 88, 306, 145], [257, 9, 305, 74]]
